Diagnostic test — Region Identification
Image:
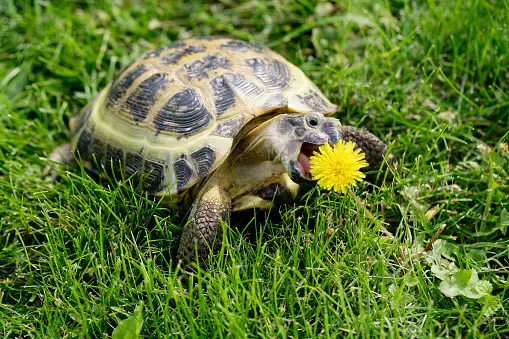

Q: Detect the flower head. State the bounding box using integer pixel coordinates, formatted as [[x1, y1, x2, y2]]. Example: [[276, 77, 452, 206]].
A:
[[309, 140, 369, 194]]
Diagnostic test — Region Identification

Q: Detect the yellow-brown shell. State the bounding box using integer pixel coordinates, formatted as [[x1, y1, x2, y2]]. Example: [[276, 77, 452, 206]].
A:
[[71, 37, 337, 195]]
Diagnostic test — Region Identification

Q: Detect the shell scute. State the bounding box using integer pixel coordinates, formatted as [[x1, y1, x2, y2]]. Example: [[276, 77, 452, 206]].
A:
[[297, 90, 334, 112], [120, 73, 169, 122], [220, 39, 265, 53], [244, 57, 291, 90], [153, 88, 213, 135], [125, 151, 143, 181], [107, 64, 148, 108], [223, 73, 264, 106], [212, 115, 245, 138], [160, 44, 206, 65], [183, 53, 232, 81], [76, 127, 93, 157], [209, 75, 236, 116], [141, 159, 166, 193], [72, 38, 337, 196], [89, 136, 108, 171], [104, 145, 124, 178], [173, 156, 195, 192], [191, 146, 216, 177], [143, 40, 188, 60]]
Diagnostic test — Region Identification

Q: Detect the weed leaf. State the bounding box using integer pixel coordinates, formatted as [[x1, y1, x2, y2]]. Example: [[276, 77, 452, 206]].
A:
[[438, 269, 492, 299], [112, 302, 144, 339]]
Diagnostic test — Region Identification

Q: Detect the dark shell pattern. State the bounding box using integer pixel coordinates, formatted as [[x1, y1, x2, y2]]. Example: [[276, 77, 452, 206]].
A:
[[70, 37, 337, 196]]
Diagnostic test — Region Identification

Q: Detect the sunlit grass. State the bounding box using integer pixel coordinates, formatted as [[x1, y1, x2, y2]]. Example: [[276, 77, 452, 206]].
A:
[[1, 0, 508, 337]]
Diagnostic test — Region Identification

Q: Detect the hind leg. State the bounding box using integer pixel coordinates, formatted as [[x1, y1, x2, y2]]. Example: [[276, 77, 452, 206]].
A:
[[44, 143, 77, 181]]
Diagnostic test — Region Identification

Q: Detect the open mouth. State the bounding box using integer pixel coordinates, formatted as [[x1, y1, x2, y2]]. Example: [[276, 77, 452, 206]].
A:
[[296, 142, 321, 179]]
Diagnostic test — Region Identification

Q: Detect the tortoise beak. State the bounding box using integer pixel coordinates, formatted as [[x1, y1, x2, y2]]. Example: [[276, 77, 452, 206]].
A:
[[286, 118, 343, 184], [287, 142, 321, 183]]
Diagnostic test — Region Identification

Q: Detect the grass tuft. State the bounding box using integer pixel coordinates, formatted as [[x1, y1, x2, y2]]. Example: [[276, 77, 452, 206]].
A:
[[1, 0, 508, 337]]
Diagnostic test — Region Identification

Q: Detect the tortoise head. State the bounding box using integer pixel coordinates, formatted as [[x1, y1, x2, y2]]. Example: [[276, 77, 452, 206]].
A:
[[224, 113, 342, 210], [273, 113, 342, 184]]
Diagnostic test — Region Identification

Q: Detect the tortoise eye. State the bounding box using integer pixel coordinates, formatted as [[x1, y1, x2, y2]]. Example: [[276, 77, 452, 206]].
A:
[[306, 115, 320, 127]]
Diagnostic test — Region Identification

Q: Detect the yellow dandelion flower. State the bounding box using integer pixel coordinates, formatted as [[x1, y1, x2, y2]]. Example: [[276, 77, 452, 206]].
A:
[[309, 140, 369, 194]]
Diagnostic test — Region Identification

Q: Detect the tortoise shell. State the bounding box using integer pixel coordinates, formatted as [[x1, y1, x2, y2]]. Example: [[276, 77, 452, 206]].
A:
[[71, 37, 337, 196]]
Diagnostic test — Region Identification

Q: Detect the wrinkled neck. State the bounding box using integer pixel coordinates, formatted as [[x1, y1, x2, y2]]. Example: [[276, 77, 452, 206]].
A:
[[229, 116, 286, 166]]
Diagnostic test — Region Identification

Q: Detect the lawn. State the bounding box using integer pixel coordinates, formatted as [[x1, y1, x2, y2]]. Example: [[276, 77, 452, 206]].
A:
[[1, 0, 508, 337]]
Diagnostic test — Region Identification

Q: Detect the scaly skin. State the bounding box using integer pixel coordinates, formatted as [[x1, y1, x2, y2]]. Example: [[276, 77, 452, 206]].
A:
[[339, 125, 388, 173], [177, 185, 231, 267], [338, 125, 393, 183], [43, 143, 76, 181]]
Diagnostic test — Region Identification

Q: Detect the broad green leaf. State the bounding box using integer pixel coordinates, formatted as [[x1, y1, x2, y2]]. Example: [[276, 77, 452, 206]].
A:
[[433, 239, 459, 261], [438, 277, 460, 297], [431, 262, 457, 281], [112, 302, 144, 339], [474, 280, 493, 296], [480, 295, 502, 319], [453, 270, 473, 289], [438, 269, 492, 299]]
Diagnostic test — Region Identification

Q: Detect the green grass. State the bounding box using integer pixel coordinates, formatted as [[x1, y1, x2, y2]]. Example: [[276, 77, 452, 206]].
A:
[[1, 0, 508, 337]]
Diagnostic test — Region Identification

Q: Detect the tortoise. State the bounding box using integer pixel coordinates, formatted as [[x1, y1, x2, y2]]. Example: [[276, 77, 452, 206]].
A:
[[46, 37, 389, 266]]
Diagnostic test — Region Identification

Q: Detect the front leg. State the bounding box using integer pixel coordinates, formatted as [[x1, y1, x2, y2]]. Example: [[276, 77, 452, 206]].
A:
[[177, 185, 232, 267], [339, 125, 394, 180]]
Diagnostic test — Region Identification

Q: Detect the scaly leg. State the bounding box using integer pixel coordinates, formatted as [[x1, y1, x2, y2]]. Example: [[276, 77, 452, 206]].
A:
[[339, 126, 394, 181], [177, 185, 232, 267], [43, 143, 77, 181]]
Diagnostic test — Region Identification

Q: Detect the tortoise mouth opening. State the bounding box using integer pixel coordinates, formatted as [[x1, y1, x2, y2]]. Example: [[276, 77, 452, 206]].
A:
[[297, 142, 321, 178]]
